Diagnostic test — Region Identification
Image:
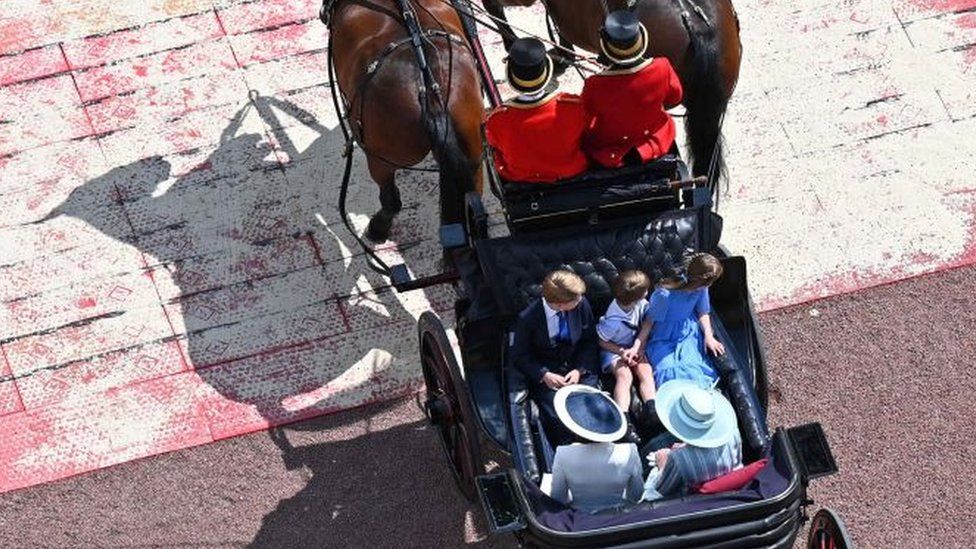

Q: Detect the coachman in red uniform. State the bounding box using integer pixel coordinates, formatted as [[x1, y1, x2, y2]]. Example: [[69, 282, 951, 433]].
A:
[[582, 11, 683, 169], [484, 38, 590, 183]]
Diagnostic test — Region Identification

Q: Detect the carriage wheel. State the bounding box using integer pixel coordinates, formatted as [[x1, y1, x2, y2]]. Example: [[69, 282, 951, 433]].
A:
[[807, 508, 854, 549], [418, 312, 484, 501], [465, 191, 488, 244]]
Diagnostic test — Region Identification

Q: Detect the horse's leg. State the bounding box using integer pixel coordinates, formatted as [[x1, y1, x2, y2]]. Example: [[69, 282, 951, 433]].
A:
[[482, 0, 517, 51], [364, 159, 402, 243]]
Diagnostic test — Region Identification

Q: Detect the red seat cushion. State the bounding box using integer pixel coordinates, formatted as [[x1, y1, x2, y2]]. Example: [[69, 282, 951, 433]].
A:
[[697, 459, 769, 494]]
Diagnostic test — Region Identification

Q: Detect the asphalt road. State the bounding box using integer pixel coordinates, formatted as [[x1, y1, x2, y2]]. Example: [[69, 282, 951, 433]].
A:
[[2, 265, 976, 548]]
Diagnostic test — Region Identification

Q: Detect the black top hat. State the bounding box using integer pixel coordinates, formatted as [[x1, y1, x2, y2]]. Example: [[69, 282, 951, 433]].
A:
[[506, 37, 553, 94], [600, 10, 648, 66]]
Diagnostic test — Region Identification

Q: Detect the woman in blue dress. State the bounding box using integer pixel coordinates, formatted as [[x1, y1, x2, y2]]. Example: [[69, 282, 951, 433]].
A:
[[635, 253, 727, 387]]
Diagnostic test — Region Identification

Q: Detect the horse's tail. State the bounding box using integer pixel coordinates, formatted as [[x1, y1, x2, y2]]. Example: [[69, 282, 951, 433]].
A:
[[682, 21, 728, 189], [420, 92, 476, 225]]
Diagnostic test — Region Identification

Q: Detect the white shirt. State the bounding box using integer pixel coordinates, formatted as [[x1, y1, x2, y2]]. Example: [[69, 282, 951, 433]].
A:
[[542, 299, 563, 343], [549, 442, 644, 512]]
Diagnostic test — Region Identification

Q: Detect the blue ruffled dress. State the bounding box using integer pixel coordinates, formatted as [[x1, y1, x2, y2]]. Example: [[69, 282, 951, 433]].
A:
[[644, 286, 718, 387]]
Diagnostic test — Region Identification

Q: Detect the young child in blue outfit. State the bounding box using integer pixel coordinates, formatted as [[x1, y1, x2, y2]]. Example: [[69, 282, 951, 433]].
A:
[[597, 270, 658, 438], [635, 253, 727, 388]]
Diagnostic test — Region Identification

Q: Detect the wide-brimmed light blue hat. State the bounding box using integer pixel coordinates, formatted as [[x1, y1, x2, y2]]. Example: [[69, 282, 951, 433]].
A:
[[554, 385, 627, 443], [655, 380, 737, 448]]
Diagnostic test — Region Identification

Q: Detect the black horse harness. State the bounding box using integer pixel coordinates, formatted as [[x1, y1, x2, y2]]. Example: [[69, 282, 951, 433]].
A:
[[323, 0, 468, 154]]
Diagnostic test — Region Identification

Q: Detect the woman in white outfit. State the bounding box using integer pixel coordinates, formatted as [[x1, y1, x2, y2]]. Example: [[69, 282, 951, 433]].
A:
[[549, 385, 644, 512]]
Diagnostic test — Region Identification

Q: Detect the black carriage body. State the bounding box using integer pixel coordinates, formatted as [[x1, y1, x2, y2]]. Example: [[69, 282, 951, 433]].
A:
[[429, 190, 831, 547], [318, 3, 844, 545]]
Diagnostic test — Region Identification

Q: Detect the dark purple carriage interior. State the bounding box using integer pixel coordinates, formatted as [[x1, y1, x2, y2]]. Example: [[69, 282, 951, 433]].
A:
[[523, 433, 792, 532], [459, 205, 804, 545]]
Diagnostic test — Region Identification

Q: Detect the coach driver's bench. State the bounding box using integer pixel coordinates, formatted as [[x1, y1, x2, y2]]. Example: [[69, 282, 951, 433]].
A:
[[493, 153, 699, 235]]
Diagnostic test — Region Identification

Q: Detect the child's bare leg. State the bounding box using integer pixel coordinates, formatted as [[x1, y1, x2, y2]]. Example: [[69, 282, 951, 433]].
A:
[[612, 362, 634, 411], [634, 361, 657, 403], [634, 361, 663, 432]]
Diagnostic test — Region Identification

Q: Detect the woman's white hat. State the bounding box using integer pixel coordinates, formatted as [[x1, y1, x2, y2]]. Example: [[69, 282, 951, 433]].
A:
[[654, 379, 737, 448], [554, 385, 628, 443]]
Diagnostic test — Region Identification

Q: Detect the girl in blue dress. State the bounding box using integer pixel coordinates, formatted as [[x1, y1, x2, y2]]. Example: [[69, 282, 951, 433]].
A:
[[635, 253, 726, 388]]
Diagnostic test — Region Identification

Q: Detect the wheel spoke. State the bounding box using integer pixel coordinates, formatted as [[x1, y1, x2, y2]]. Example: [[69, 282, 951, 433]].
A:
[[418, 323, 483, 501]]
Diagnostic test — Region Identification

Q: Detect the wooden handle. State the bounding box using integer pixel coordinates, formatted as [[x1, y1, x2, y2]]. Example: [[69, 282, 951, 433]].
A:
[[668, 176, 708, 189]]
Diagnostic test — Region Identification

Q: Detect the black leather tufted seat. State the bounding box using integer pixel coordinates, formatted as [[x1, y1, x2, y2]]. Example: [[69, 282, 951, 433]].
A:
[[479, 210, 699, 485], [472, 208, 769, 485], [476, 208, 703, 317]]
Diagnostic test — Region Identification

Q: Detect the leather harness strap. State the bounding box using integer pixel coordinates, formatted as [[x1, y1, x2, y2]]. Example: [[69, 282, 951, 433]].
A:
[[322, 0, 472, 278], [674, 0, 712, 30], [352, 29, 466, 149], [365, 29, 465, 79], [324, 0, 469, 160]]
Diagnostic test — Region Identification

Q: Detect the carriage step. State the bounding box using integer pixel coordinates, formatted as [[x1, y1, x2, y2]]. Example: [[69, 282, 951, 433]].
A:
[[786, 422, 838, 482], [475, 472, 527, 535]]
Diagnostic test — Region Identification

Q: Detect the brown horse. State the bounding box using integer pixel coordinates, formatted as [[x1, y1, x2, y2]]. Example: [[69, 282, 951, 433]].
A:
[[328, 0, 484, 242], [482, 0, 740, 186]]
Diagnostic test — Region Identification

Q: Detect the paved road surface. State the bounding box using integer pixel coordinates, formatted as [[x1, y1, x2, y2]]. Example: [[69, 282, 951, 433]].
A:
[[3, 0, 976, 494], [3, 265, 976, 548]]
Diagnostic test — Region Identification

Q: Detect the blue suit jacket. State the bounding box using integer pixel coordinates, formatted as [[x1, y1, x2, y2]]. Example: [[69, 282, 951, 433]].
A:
[[510, 297, 601, 383]]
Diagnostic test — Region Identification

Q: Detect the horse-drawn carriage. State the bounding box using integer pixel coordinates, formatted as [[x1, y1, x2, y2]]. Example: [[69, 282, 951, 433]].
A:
[[320, 0, 853, 546], [411, 158, 851, 548]]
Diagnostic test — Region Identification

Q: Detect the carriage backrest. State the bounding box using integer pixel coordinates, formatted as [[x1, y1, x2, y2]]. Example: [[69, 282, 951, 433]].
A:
[[476, 207, 716, 316]]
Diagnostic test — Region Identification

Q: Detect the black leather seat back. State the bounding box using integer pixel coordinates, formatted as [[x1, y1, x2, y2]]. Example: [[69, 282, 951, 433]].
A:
[[479, 206, 731, 486], [476, 208, 704, 316]]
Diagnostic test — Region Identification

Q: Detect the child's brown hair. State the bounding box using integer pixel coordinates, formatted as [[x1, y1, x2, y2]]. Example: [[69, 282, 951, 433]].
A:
[[661, 253, 724, 290], [542, 270, 586, 303], [612, 270, 650, 306]]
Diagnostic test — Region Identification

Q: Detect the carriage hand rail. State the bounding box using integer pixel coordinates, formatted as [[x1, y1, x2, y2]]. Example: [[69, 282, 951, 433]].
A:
[[668, 175, 708, 190], [391, 266, 461, 292]]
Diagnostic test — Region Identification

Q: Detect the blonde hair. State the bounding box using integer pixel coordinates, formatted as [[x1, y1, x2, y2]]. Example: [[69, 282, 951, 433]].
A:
[[542, 270, 586, 303], [612, 270, 650, 306], [660, 253, 724, 290]]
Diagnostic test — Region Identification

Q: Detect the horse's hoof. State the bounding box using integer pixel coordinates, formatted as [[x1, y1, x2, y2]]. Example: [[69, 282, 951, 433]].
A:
[[365, 216, 391, 243]]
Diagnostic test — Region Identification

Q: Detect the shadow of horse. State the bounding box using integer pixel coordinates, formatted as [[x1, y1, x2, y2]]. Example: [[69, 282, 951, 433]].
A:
[[45, 93, 449, 441]]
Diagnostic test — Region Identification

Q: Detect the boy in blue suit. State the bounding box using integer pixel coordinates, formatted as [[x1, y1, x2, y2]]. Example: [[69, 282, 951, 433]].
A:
[[510, 270, 601, 446]]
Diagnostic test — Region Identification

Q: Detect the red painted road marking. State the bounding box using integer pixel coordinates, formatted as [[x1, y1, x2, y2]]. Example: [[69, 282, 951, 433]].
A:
[[0, 344, 26, 417], [0, 371, 212, 493], [0, 45, 69, 87], [0, 75, 94, 156], [1, 0, 975, 497], [13, 340, 186, 410], [60, 11, 223, 72]]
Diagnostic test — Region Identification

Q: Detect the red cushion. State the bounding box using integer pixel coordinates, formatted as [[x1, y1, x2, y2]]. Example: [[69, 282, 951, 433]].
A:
[[697, 459, 769, 494]]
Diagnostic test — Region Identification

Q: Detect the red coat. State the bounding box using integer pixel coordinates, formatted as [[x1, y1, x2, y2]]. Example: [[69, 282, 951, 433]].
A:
[[581, 58, 683, 168], [484, 93, 590, 183]]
